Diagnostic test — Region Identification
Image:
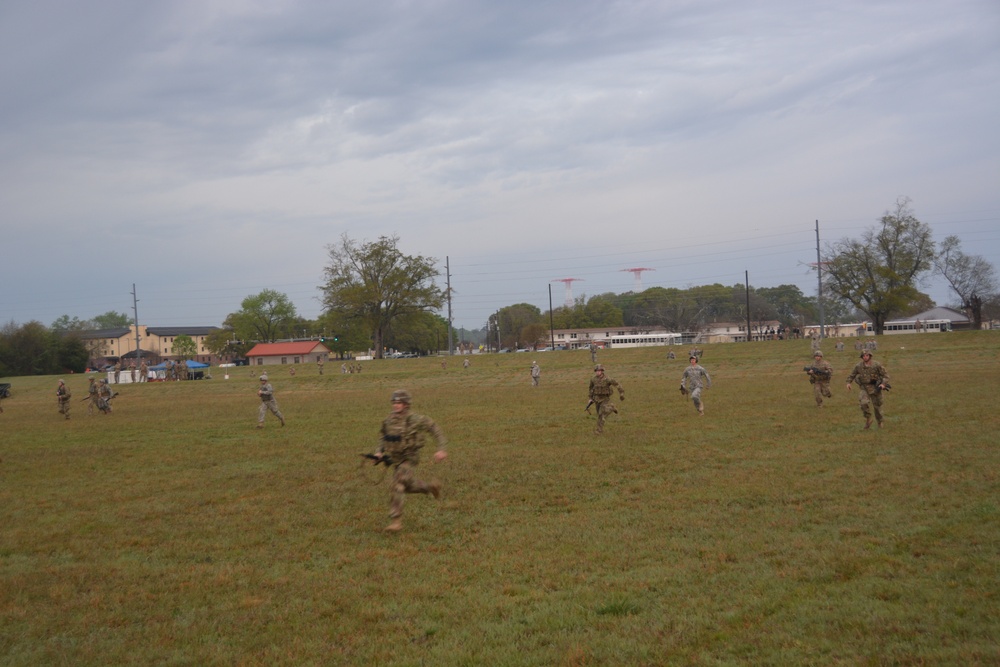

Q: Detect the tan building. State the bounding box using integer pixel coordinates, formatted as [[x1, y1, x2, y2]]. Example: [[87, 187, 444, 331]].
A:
[[80, 325, 223, 366]]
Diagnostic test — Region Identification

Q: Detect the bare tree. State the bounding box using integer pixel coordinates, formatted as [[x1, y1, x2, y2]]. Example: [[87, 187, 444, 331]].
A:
[[935, 235, 998, 329], [822, 197, 936, 335]]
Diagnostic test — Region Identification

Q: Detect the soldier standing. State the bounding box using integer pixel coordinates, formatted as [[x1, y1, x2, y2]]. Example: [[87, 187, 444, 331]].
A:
[[846, 350, 890, 429], [317, 358, 324, 375], [139, 360, 148, 382], [256, 374, 285, 428], [807, 350, 833, 407], [56, 380, 72, 419], [681, 355, 712, 415], [87, 377, 100, 415], [371, 389, 447, 532], [530, 361, 540, 387], [589, 342, 598, 363], [113, 361, 121, 384], [97, 379, 115, 413], [588, 365, 625, 435]]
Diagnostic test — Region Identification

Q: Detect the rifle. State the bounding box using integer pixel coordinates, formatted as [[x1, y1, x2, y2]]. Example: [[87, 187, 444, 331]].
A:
[[803, 366, 832, 379], [680, 384, 688, 396], [872, 379, 892, 393], [361, 452, 394, 467], [584, 399, 594, 414]]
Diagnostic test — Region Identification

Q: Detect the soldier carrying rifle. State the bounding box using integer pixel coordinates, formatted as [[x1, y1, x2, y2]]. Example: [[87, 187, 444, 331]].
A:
[[804, 350, 833, 408]]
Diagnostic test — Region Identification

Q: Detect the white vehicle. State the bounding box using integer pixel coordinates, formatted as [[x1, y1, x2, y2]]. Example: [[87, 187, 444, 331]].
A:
[[864, 319, 952, 335], [608, 332, 682, 348]]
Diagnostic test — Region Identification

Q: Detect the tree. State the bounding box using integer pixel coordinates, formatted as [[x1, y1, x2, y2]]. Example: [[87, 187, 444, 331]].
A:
[[321, 235, 444, 359], [229, 290, 299, 343], [0, 321, 87, 376], [495, 303, 542, 350], [172, 334, 197, 360], [822, 197, 936, 335], [51, 315, 88, 332], [91, 311, 132, 329], [935, 235, 998, 329]]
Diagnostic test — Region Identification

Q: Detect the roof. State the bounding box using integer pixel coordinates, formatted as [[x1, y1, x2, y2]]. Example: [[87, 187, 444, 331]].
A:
[[78, 328, 132, 339], [908, 306, 969, 322], [246, 342, 332, 357], [145, 326, 221, 336]]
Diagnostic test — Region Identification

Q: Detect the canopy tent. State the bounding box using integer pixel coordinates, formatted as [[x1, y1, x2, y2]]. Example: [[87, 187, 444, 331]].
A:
[[149, 360, 209, 370], [120, 349, 158, 360]]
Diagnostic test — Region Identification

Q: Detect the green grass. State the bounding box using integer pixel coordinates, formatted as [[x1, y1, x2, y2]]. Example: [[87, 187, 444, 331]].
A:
[[2, 334, 999, 665]]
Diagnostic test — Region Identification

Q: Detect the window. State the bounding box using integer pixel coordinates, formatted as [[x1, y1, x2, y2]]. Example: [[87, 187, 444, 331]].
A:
[[281, 357, 288, 364]]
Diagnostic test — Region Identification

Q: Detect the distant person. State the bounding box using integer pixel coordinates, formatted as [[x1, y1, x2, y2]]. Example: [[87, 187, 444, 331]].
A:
[[56, 379, 72, 420], [317, 358, 324, 375], [530, 361, 540, 387], [806, 350, 833, 408], [256, 374, 285, 429], [97, 379, 116, 414], [846, 350, 890, 429], [139, 360, 148, 382], [589, 343, 599, 363], [87, 377, 100, 415], [129, 362, 137, 383], [113, 361, 121, 384], [680, 355, 712, 416], [463, 358, 470, 369], [588, 365, 625, 435], [370, 389, 447, 532], [667, 350, 676, 360]]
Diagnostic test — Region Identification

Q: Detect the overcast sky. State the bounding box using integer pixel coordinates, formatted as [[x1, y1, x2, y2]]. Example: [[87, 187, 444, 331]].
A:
[[2, 0, 998, 331]]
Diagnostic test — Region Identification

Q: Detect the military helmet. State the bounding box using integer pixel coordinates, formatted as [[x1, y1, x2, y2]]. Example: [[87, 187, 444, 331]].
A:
[[594, 364, 604, 372], [259, 374, 268, 381], [391, 389, 412, 404], [813, 350, 823, 358], [860, 351, 872, 358]]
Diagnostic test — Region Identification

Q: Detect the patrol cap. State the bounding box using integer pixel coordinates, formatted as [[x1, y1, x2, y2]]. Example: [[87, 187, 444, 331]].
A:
[[594, 364, 604, 372], [391, 389, 412, 404], [259, 374, 268, 381]]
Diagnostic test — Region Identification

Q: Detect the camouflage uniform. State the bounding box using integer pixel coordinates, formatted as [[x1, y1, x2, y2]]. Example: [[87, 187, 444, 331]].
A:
[[681, 357, 712, 415], [256, 374, 285, 428], [178, 360, 188, 381], [846, 352, 890, 428], [139, 361, 148, 382], [808, 351, 833, 407], [376, 390, 446, 528], [56, 380, 71, 419], [88, 378, 100, 415], [530, 361, 540, 387], [588, 365, 624, 434], [97, 379, 115, 413]]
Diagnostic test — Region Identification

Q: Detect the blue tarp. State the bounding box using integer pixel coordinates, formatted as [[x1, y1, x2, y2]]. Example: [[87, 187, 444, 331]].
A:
[[149, 360, 209, 370]]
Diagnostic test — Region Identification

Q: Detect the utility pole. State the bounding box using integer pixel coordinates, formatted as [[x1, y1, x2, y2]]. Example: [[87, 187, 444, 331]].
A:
[[131, 283, 142, 365], [815, 220, 826, 340], [745, 271, 752, 342], [446, 256, 453, 355], [548, 284, 555, 350]]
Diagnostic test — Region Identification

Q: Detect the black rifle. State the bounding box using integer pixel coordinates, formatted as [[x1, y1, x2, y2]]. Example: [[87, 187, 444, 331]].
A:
[[803, 366, 832, 379], [872, 379, 891, 393], [584, 399, 594, 413], [361, 453, 394, 467]]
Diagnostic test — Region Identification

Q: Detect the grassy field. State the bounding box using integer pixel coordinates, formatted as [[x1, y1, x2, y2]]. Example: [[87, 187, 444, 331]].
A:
[[2, 333, 998, 666]]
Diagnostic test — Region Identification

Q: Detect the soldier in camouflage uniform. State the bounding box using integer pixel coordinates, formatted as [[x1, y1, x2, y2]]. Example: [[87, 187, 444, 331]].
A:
[[87, 377, 100, 415], [846, 350, 890, 429], [256, 374, 285, 428], [681, 355, 712, 415], [373, 389, 447, 532], [56, 380, 72, 419], [588, 365, 625, 435], [807, 350, 833, 407]]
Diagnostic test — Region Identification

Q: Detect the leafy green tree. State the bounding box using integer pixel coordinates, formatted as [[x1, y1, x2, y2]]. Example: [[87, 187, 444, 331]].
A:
[[51, 315, 88, 332], [822, 197, 936, 335], [91, 311, 132, 329], [321, 235, 445, 359], [172, 335, 197, 360], [0, 321, 87, 375], [495, 303, 542, 350], [228, 290, 299, 343], [935, 235, 998, 329], [387, 312, 449, 354]]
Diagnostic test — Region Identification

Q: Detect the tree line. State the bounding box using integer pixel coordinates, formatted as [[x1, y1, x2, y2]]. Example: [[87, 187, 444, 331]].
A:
[[3, 199, 997, 375]]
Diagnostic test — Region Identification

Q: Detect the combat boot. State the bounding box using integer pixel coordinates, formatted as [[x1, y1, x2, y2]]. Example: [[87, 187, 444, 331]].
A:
[[864, 417, 873, 429], [428, 481, 442, 500], [385, 519, 403, 532]]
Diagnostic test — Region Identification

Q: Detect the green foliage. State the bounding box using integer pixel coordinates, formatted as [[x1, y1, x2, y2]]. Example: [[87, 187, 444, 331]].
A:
[[386, 311, 448, 354], [493, 303, 542, 349], [823, 197, 936, 334], [91, 310, 133, 328], [172, 334, 198, 360], [228, 289, 299, 343], [936, 235, 999, 328], [321, 234, 444, 359], [2, 332, 998, 664], [0, 320, 88, 375]]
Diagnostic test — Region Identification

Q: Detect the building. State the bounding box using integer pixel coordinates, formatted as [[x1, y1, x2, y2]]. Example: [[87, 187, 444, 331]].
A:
[[245, 341, 332, 367], [80, 325, 223, 367]]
